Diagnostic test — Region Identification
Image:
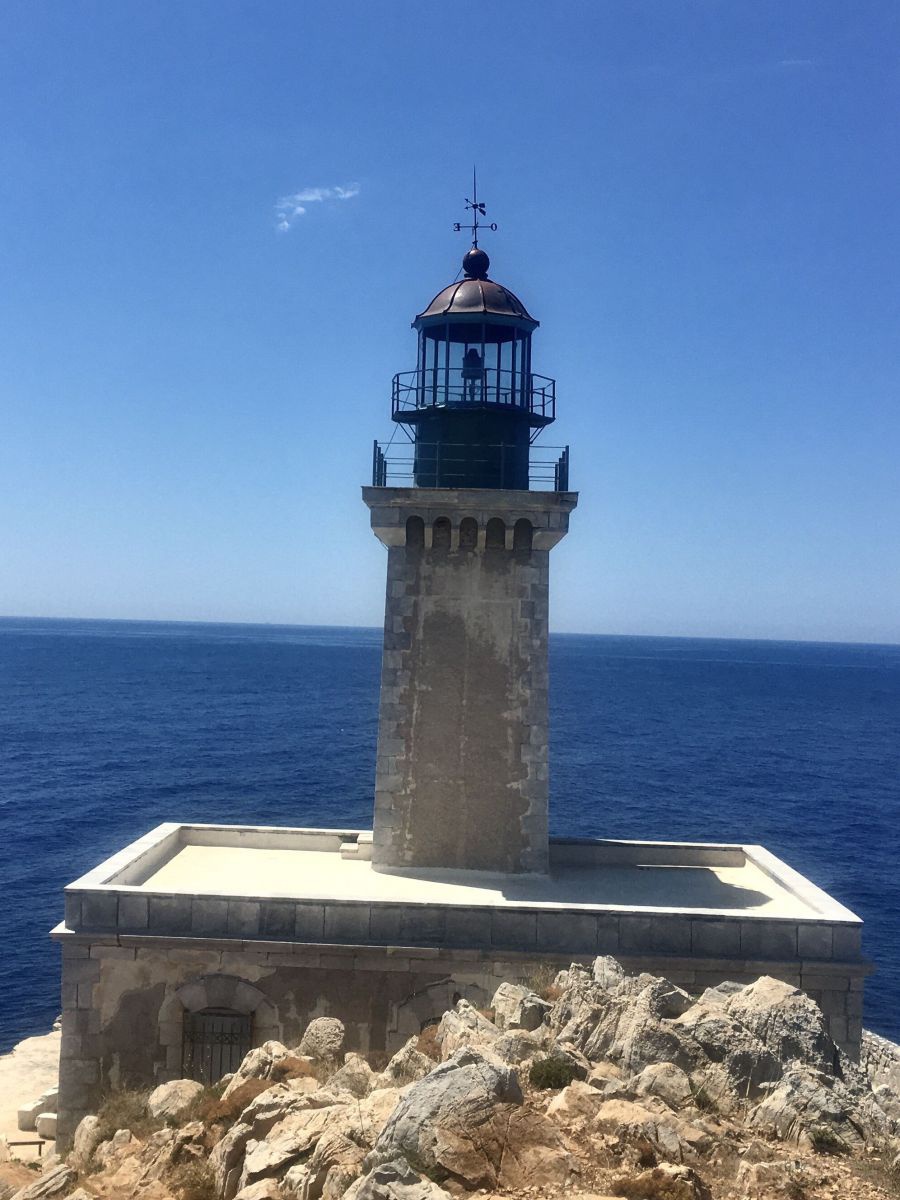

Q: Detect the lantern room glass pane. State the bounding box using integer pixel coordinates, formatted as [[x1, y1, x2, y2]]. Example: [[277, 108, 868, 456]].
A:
[[417, 325, 531, 410]]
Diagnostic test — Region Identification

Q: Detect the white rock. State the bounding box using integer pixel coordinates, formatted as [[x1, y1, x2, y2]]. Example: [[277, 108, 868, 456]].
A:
[[593, 1098, 698, 1163], [147, 1078, 205, 1121], [34, 1113, 57, 1140], [437, 999, 500, 1060], [632, 1062, 694, 1108], [233, 1181, 283, 1200], [344, 1158, 453, 1199], [366, 1047, 522, 1187], [94, 1127, 134, 1168], [491, 982, 550, 1032], [592, 956, 626, 991], [9, 1163, 77, 1199], [16, 1099, 44, 1132], [298, 1017, 346, 1064], [724, 977, 836, 1074], [209, 1121, 252, 1200], [613, 1163, 710, 1200], [545, 1080, 606, 1122], [17, 1089, 58, 1133], [372, 1037, 434, 1089], [70, 1114, 103, 1170], [493, 1028, 545, 1065], [736, 1157, 809, 1197], [240, 1080, 335, 1140], [223, 1040, 291, 1098], [329, 1052, 375, 1098]]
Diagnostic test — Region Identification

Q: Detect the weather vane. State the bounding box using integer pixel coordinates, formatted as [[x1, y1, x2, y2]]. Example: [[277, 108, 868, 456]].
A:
[[453, 167, 497, 249]]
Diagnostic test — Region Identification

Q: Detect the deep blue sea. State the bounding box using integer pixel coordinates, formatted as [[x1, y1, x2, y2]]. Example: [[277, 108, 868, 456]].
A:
[[1, 618, 898, 1052]]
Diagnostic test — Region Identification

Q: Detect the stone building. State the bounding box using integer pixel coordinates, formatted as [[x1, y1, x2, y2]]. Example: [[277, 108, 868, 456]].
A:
[[53, 237, 869, 1138]]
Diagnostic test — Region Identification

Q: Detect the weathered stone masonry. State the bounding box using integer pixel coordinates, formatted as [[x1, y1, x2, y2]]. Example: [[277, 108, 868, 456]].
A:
[[54, 849, 869, 1138], [365, 487, 577, 874]]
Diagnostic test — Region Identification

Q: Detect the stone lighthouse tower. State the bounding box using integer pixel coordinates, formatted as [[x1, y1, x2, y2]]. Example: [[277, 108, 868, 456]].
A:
[[363, 220, 576, 876]]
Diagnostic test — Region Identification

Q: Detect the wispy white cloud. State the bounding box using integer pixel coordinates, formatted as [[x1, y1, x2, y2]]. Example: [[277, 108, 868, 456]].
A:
[[275, 183, 360, 233]]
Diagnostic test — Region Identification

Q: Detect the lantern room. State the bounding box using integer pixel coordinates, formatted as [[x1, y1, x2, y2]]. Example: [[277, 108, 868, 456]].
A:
[[386, 247, 559, 491]]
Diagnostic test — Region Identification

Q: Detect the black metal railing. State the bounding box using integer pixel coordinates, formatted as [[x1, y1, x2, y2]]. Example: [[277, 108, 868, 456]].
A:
[[392, 368, 556, 423], [371, 441, 570, 491]]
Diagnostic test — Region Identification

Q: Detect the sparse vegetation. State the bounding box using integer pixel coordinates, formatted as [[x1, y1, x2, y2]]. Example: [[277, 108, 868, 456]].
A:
[[171, 1159, 217, 1200], [270, 1054, 320, 1082], [416, 1021, 442, 1062], [185, 1077, 273, 1128], [95, 1087, 161, 1141], [364, 1048, 391, 1072], [528, 1056, 577, 1090], [180, 1081, 227, 1126], [524, 961, 564, 1002]]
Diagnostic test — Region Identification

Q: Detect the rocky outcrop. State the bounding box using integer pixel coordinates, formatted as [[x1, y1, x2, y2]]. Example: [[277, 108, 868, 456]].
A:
[[344, 1158, 452, 1199], [366, 1048, 522, 1185], [721, 977, 838, 1075], [9, 1165, 77, 1200], [612, 1162, 712, 1199], [222, 1040, 292, 1098], [436, 1000, 500, 1059], [372, 1038, 434, 1089], [38, 956, 900, 1200], [329, 1052, 376, 1098]]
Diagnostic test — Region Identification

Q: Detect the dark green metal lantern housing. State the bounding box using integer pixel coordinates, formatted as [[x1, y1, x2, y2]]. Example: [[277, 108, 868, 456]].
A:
[[390, 248, 558, 490]]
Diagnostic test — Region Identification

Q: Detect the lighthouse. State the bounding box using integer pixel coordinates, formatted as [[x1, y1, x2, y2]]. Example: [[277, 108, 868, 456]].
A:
[[52, 194, 868, 1136], [363, 197, 577, 875]]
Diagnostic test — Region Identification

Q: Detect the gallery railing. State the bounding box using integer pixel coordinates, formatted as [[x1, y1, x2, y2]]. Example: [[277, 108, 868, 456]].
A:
[[392, 368, 556, 423], [372, 441, 570, 491]]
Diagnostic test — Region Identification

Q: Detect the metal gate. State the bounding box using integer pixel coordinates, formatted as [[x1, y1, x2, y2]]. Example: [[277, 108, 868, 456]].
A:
[[182, 1008, 252, 1084]]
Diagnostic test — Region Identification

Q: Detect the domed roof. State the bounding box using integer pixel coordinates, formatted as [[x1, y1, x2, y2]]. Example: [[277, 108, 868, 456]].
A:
[[415, 249, 537, 327]]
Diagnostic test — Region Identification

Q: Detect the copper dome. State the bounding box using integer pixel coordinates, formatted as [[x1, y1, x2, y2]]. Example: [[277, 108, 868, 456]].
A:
[[414, 250, 537, 327]]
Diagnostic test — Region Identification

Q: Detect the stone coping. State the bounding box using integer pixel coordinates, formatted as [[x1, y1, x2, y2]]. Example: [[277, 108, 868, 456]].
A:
[[58, 823, 863, 963]]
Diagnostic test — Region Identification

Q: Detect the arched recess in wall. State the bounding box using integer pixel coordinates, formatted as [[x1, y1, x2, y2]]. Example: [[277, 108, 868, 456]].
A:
[[388, 978, 490, 1048], [432, 517, 451, 549], [485, 517, 506, 549], [157, 974, 279, 1084], [406, 516, 425, 549], [459, 517, 478, 550], [513, 519, 533, 552]]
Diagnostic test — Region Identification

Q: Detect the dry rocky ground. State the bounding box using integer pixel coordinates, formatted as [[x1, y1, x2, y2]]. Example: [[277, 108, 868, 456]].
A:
[[3, 957, 900, 1200]]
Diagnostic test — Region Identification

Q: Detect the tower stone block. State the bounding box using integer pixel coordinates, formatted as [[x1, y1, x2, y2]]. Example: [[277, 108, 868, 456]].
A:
[[365, 487, 576, 874]]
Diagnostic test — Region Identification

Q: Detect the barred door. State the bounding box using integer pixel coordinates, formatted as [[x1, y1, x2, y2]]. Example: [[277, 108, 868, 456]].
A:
[[182, 1008, 252, 1084]]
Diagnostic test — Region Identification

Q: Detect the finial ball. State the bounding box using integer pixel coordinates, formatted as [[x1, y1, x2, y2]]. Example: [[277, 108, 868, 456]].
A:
[[463, 247, 490, 280]]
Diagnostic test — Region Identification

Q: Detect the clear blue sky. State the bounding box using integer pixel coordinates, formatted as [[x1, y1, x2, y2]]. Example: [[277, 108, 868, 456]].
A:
[[1, 1, 897, 642]]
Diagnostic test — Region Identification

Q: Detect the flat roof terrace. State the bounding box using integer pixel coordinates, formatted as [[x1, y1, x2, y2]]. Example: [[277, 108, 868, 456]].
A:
[[58, 824, 863, 965], [143, 844, 807, 917]]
